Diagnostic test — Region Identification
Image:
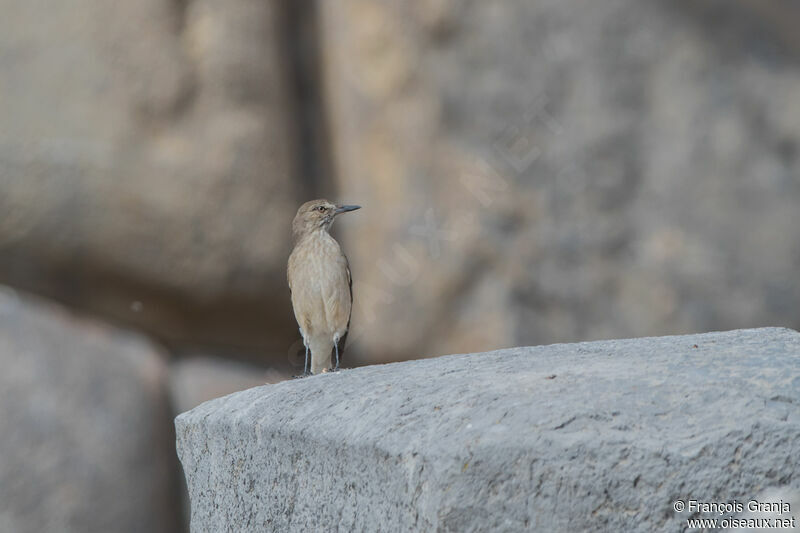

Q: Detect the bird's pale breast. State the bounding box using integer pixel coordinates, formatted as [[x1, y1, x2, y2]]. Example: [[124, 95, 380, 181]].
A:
[[288, 232, 352, 338]]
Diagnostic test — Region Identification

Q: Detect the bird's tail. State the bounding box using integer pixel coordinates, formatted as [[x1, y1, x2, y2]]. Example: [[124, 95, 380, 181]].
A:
[[309, 336, 334, 374]]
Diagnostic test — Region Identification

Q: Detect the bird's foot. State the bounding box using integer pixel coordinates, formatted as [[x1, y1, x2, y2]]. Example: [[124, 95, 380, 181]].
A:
[[293, 371, 312, 379]]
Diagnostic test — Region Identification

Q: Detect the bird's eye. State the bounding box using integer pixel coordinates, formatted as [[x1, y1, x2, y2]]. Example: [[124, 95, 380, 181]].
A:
[[316, 205, 326, 212]]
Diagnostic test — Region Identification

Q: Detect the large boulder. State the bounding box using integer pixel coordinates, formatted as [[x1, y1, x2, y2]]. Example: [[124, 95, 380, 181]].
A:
[[318, 0, 800, 362], [176, 328, 800, 532], [0, 0, 301, 357], [0, 288, 181, 533]]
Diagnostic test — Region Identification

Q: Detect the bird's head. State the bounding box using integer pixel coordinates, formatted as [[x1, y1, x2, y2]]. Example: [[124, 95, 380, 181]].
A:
[[292, 199, 361, 240]]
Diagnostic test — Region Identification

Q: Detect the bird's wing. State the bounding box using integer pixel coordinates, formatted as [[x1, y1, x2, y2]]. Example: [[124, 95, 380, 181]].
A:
[[345, 255, 353, 326], [287, 253, 294, 294], [332, 255, 353, 366]]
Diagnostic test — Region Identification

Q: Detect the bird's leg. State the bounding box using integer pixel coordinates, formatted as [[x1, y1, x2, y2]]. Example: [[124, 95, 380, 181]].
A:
[[304, 342, 310, 376], [332, 333, 341, 371]]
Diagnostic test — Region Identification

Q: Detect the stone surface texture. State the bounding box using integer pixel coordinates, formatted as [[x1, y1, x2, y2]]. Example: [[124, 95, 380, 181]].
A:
[[320, 0, 800, 363], [176, 328, 800, 532], [0, 288, 181, 533], [726, 487, 800, 532]]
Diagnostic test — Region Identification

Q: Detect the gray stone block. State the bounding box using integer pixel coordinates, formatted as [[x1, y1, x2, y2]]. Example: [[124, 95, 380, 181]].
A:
[[0, 288, 182, 533], [176, 328, 800, 532]]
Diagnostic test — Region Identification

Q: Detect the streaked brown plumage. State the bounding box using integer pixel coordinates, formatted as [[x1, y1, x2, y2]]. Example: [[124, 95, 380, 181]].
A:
[[287, 199, 360, 374]]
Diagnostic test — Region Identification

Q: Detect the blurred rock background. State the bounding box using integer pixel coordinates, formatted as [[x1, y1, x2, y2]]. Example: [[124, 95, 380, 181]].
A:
[[0, 0, 798, 530]]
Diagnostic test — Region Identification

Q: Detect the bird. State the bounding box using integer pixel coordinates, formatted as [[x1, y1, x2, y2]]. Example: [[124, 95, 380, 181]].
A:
[[287, 199, 361, 375]]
